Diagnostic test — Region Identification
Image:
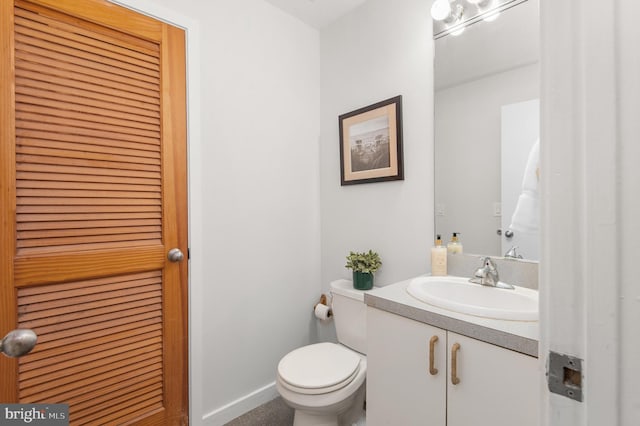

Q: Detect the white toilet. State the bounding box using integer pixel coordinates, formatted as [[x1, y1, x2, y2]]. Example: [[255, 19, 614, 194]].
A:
[[276, 279, 373, 426]]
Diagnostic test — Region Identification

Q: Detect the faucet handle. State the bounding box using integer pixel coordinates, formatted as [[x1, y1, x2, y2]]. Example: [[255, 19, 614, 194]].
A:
[[504, 246, 523, 259], [483, 257, 499, 283], [480, 256, 496, 269]]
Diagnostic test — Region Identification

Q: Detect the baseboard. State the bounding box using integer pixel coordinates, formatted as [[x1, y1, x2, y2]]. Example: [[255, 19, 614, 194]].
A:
[[202, 381, 279, 425]]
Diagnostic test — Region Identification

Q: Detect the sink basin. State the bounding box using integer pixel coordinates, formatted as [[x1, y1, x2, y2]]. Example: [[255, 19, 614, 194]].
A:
[[406, 276, 538, 321]]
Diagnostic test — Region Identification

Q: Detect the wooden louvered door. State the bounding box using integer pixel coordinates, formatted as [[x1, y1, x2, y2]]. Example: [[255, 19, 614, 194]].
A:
[[0, 0, 189, 424]]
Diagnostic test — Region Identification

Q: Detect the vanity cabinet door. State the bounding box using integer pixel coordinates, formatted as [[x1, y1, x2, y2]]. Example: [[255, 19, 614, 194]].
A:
[[366, 307, 447, 426], [446, 332, 539, 426]]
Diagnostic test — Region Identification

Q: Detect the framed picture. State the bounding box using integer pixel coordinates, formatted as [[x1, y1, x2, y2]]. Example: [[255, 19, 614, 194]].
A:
[[339, 95, 404, 185]]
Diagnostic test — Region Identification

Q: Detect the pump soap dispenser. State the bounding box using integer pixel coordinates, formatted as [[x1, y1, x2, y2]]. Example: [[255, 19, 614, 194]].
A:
[[431, 234, 447, 276], [447, 232, 463, 254]]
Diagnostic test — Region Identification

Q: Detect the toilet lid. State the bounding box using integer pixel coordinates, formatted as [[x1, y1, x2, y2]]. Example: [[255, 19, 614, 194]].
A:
[[278, 343, 361, 393]]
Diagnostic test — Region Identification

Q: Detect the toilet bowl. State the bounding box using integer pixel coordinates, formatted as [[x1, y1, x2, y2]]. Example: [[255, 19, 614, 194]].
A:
[[276, 280, 374, 426], [276, 342, 366, 426]]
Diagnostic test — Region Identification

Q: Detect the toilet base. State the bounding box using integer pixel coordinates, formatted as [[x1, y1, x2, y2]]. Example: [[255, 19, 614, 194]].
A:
[[291, 385, 366, 426], [293, 410, 338, 426]]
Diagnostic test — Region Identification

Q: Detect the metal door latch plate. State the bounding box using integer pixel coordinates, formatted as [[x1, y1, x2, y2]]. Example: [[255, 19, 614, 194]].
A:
[[547, 351, 583, 402]]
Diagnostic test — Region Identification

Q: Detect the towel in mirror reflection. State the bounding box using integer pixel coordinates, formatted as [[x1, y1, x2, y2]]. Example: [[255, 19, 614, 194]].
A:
[[510, 139, 539, 233]]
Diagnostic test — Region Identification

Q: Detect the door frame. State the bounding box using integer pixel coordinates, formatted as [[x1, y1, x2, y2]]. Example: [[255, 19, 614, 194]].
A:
[[108, 1, 203, 423], [539, 0, 625, 424]]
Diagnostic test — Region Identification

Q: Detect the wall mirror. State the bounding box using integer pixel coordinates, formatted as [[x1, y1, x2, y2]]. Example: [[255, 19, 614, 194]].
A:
[[434, 0, 540, 260]]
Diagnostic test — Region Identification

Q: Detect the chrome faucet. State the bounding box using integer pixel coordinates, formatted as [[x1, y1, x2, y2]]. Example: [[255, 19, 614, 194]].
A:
[[469, 257, 514, 289], [504, 246, 523, 259]]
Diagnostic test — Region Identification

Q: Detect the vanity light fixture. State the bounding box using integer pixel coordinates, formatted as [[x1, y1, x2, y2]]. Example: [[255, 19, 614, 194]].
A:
[[466, 0, 491, 6], [483, 10, 501, 22], [467, 0, 501, 21], [431, 0, 465, 24], [430, 0, 452, 21], [431, 0, 527, 39]]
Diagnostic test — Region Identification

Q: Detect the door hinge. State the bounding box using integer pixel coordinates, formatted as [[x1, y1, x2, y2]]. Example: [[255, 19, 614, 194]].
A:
[[547, 351, 583, 402]]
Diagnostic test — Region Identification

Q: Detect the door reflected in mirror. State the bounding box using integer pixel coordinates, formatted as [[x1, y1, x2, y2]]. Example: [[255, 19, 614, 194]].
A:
[[434, 0, 540, 260]]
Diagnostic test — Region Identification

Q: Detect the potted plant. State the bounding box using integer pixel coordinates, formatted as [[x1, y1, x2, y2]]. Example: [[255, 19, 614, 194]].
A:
[[345, 250, 382, 290]]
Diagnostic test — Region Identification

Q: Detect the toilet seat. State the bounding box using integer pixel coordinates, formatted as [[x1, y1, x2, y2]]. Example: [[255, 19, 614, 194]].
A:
[[277, 343, 361, 395]]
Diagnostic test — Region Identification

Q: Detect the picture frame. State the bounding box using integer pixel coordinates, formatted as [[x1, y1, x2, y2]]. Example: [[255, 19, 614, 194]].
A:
[[338, 95, 404, 185]]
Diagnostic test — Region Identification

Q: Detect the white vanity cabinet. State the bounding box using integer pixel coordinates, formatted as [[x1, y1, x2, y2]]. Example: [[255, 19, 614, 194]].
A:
[[366, 307, 539, 426], [366, 306, 447, 426]]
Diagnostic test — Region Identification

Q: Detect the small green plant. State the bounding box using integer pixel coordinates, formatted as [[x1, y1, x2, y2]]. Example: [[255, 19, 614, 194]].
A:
[[345, 250, 382, 274]]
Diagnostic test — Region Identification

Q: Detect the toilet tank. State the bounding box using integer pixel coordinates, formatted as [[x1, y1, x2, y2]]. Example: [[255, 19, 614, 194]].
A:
[[330, 279, 375, 355]]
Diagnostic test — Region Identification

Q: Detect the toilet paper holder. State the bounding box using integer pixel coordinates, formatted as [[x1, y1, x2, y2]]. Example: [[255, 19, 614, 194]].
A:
[[314, 294, 332, 318]]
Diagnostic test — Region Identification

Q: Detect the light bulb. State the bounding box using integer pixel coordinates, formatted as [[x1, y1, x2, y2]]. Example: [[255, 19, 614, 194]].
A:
[[431, 0, 452, 21]]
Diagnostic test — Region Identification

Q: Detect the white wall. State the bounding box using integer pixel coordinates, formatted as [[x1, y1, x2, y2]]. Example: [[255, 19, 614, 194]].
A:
[[319, 0, 434, 297], [195, 3, 321, 423], [115, 1, 321, 424], [435, 64, 539, 256]]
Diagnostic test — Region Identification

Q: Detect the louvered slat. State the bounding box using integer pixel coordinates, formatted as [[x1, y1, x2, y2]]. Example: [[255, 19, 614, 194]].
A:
[[70, 375, 162, 420], [17, 68, 160, 111], [17, 159, 161, 177], [17, 218, 161, 231], [17, 272, 164, 423], [16, 98, 160, 132], [16, 115, 158, 145], [20, 327, 162, 365], [17, 102, 160, 133], [20, 335, 162, 376], [14, 19, 160, 72], [16, 153, 161, 172], [21, 348, 162, 390], [22, 305, 161, 340], [14, 1, 160, 56], [15, 39, 160, 85], [17, 171, 161, 185], [17, 180, 161, 192], [16, 53, 161, 100], [73, 383, 162, 421], [83, 394, 163, 426], [21, 359, 162, 401], [16, 108, 161, 138], [15, 4, 163, 254]]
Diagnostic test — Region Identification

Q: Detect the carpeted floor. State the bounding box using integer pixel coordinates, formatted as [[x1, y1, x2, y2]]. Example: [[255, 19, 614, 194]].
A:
[[224, 397, 294, 426]]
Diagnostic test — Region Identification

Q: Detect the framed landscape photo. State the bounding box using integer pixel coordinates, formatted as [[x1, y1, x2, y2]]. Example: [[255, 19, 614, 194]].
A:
[[338, 95, 404, 185]]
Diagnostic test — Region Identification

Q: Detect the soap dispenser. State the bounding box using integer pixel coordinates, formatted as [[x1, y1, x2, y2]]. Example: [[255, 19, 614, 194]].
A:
[[431, 234, 447, 276], [447, 232, 463, 254]]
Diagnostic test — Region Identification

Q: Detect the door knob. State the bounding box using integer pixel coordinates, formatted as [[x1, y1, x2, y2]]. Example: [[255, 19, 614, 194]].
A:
[[505, 229, 514, 239], [167, 248, 184, 263], [0, 329, 37, 358]]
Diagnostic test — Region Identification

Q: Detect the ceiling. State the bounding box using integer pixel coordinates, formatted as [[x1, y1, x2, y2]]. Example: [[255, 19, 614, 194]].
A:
[[264, 0, 367, 29]]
